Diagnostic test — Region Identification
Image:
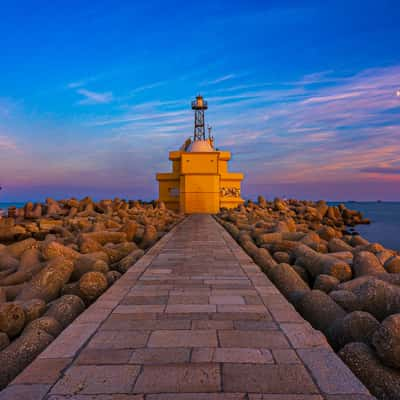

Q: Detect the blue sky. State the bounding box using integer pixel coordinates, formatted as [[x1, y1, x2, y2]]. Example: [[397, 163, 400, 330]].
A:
[[1, 0, 400, 201]]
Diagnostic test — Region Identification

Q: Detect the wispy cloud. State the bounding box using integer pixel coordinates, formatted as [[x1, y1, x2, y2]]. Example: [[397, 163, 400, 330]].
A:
[[301, 91, 362, 104], [67, 74, 103, 89], [295, 70, 342, 85], [198, 65, 400, 186], [47, 64, 400, 200], [88, 109, 187, 127], [68, 81, 86, 89], [201, 74, 237, 86], [129, 81, 168, 95], [77, 89, 113, 105], [127, 99, 185, 111], [0, 135, 18, 151], [360, 166, 400, 175]]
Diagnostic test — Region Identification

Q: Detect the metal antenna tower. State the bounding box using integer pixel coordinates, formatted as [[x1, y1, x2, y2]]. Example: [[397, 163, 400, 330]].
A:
[[191, 95, 208, 141], [207, 125, 212, 139]]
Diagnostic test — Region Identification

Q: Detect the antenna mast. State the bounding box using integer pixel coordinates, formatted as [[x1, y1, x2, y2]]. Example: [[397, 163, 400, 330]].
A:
[[191, 95, 208, 141]]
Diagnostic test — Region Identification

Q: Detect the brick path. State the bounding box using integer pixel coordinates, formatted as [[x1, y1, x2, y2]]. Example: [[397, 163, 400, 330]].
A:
[[1, 215, 374, 399]]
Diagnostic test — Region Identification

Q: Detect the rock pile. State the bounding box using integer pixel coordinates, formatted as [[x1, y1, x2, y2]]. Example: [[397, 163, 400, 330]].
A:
[[217, 197, 400, 400], [0, 197, 182, 388]]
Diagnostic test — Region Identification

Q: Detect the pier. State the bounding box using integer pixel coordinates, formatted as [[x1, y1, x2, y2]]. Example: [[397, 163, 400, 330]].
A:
[[1, 215, 373, 399]]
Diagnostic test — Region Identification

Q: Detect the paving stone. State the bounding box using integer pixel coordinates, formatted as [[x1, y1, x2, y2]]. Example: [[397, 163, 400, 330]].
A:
[[0, 384, 50, 400], [76, 348, 133, 365], [73, 309, 112, 324], [248, 396, 323, 400], [219, 330, 290, 348], [272, 349, 301, 364], [209, 295, 245, 304], [133, 363, 221, 393], [211, 289, 257, 296], [168, 295, 210, 305], [223, 363, 319, 393], [170, 288, 211, 295], [257, 287, 281, 296], [233, 320, 278, 330], [192, 347, 273, 363], [212, 312, 271, 321], [166, 304, 216, 313], [147, 395, 246, 400], [129, 347, 191, 364], [280, 323, 330, 349], [148, 330, 217, 347], [10, 358, 71, 385], [244, 295, 263, 305], [158, 312, 213, 320], [121, 295, 168, 305], [297, 348, 370, 395], [50, 365, 140, 395], [323, 396, 376, 400], [205, 279, 249, 285], [192, 320, 234, 330], [129, 288, 169, 296], [268, 305, 305, 323], [147, 268, 172, 274], [16, 214, 371, 398], [101, 316, 191, 330], [113, 305, 166, 313], [48, 395, 144, 400], [39, 323, 98, 359], [87, 330, 150, 349], [52, 393, 144, 400]]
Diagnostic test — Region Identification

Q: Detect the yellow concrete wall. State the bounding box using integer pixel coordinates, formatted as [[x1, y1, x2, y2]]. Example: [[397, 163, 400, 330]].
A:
[[156, 173, 180, 211], [181, 174, 219, 193], [181, 153, 218, 174], [172, 160, 181, 174], [220, 177, 244, 209], [181, 192, 220, 214], [180, 174, 219, 213], [156, 149, 244, 213], [218, 160, 228, 173]]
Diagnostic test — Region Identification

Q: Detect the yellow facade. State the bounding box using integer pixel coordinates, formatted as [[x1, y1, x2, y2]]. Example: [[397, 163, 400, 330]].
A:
[[156, 148, 244, 214]]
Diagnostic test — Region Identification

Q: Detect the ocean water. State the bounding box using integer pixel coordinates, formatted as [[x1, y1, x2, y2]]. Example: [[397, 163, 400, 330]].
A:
[[339, 202, 400, 251], [1, 201, 399, 251], [0, 202, 25, 216]]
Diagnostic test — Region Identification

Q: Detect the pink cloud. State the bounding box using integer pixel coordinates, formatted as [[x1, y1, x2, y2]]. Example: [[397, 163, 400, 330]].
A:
[[0, 135, 17, 151]]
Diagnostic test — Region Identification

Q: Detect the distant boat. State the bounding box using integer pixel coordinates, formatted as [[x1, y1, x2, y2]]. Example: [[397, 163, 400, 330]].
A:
[[377, 200, 382, 203]]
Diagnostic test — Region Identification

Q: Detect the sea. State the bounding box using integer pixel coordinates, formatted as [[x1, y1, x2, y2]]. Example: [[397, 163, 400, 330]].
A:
[[0, 202, 25, 215], [335, 202, 400, 252], [1, 201, 399, 251]]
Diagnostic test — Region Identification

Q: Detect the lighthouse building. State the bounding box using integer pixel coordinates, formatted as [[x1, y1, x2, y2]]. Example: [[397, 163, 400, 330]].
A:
[[156, 95, 244, 214]]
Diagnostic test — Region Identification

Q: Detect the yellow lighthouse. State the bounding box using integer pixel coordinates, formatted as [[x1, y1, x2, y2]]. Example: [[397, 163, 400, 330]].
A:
[[156, 95, 244, 214]]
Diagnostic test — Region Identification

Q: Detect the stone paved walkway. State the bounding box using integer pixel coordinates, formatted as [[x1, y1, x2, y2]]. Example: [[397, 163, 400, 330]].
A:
[[1, 215, 374, 399]]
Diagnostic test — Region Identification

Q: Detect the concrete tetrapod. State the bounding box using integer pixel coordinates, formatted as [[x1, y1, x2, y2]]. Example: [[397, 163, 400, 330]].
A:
[[16, 257, 74, 302], [0, 302, 26, 337], [297, 289, 347, 338], [293, 243, 352, 281], [340, 342, 400, 400], [329, 311, 380, 350], [44, 294, 85, 328], [0, 328, 54, 390], [372, 314, 400, 368], [353, 251, 387, 277], [269, 262, 310, 303], [352, 278, 400, 321]]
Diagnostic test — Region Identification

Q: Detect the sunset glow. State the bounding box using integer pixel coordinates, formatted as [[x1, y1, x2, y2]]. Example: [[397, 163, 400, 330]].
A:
[[1, 1, 399, 201]]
